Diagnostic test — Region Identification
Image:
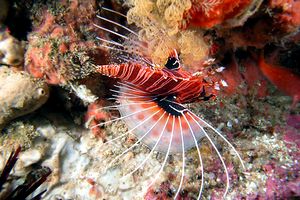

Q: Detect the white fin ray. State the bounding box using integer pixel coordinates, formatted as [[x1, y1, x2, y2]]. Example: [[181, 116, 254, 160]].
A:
[[105, 109, 164, 171], [122, 113, 170, 178]]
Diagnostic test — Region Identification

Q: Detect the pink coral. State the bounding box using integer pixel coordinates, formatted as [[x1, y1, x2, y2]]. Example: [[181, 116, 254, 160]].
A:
[[264, 161, 300, 198], [287, 115, 300, 130], [218, 54, 267, 97], [85, 99, 111, 139], [182, 0, 253, 29], [269, 0, 300, 33], [262, 116, 300, 199], [284, 115, 300, 148]]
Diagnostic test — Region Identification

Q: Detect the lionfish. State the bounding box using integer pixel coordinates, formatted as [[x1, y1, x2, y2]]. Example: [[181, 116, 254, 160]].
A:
[[89, 6, 245, 199]]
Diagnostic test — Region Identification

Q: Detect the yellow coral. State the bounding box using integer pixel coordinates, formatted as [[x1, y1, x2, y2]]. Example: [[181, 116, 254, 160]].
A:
[[126, 0, 155, 26], [126, 0, 191, 35], [147, 34, 177, 65], [124, 0, 208, 68], [178, 31, 208, 66], [157, 0, 192, 35]]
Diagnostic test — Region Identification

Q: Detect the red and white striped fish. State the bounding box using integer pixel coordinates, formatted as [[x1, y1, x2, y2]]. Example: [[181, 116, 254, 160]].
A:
[[88, 7, 245, 199], [95, 49, 218, 154]]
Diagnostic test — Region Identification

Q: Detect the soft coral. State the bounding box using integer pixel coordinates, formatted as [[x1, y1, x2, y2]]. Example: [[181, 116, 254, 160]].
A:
[[258, 53, 300, 108], [183, 0, 252, 28]]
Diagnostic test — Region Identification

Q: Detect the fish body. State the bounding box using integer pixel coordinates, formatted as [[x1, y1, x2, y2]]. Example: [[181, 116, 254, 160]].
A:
[[96, 61, 215, 104], [95, 50, 218, 153]]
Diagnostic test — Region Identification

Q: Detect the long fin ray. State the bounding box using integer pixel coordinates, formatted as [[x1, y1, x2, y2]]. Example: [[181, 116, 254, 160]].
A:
[[182, 114, 204, 199], [174, 116, 186, 199], [91, 105, 158, 129], [106, 109, 164, 171], [190, 112, 245, 170], [187, 111, 230, 197], [122, 113, 170, 178], [146, 116, 175, 190]]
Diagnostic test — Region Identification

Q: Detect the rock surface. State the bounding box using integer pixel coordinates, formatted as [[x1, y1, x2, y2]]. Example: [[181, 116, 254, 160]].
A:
[[0, 66, 49, 131]]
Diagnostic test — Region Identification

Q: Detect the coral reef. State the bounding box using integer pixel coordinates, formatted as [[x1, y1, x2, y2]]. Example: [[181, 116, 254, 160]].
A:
[[0, 89, 296, 199], [0, 0, 299, 199], [219, 0, 300, 49], [0, 121, 39, 150], [268, 0, 300, 34], [1, 113, 162, 199], [217, 54, 268, 97], [85, 99, 111, 138], [0, 66, 49, 132], [262, 116, 300, 199], [25, 0, 104, 85]]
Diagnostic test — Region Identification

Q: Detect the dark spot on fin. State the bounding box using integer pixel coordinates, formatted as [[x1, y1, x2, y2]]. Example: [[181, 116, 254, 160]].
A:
[[156, 96, 186, 116]]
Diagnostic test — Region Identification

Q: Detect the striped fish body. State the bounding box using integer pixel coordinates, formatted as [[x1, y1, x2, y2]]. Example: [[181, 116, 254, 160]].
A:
[[89, 7, 246, 197], [96, 63, 214, 103]]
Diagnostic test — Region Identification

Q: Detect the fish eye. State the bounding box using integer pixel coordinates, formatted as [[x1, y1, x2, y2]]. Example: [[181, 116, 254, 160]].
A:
[[37, 88, 46, 96], [165, 56, 180, 70]]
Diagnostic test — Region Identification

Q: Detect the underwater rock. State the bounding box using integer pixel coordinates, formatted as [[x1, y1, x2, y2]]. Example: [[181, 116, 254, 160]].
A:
[[0, 0, 298, 199], [0, 67, 49, 131], [0, 29, 24, 66], [0, 0, 8, 24]]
